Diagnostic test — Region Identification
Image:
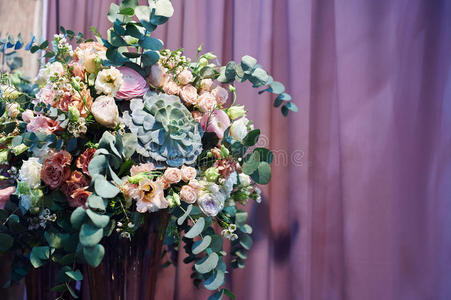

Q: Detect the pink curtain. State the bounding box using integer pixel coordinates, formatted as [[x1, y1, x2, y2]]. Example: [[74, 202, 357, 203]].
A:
[[46, 0, 451, 299]]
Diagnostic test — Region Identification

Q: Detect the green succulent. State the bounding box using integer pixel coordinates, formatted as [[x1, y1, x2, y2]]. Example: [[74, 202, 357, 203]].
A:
[[123, 91, 203, 167]]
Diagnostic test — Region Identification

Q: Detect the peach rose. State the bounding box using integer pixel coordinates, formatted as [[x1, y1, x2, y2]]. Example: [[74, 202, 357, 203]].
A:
[[69, 188, 91, 208], [0, 186, 15, 209], [148, 63, 166, 87], [35, 84, 55, 106], [181, 165, 196, 182], [130, 163, 155, 176], [136, 178, 167, 212], [200, 79, 214, 92], [180, 185, 197, 204], [163, 168, 182, 185], [76, 148, 96, 175], [91, 95, 119, 128], [179, 85, 198, 105], [162, 77, 180, 95], [177, 69, 193, 85], [211, 86, 228, 105], [188, 179, 202, 193], [198, 92, 217, 112]]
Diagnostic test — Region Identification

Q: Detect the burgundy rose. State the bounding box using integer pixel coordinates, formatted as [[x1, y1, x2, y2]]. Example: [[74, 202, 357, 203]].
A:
[[76, 148, 96, 175], [69, 188, 91, 208], [41, 151, 72, 189]]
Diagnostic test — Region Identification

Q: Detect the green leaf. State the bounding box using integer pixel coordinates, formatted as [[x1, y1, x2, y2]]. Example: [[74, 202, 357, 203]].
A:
[[139, 36, 163, 51], [65, 270, 83, 281], [252, 148, 274, 163], [87, 194, 107, 211], [239, 224, 253, 234], [94, 176, 120, 198], [177, 205, 192, 225], [285, 101, 298, 112], [65, 282, 79, 299], [0, 233, 13, 252], [86, 209, 110, 228], [277, 92, 292, 101], [150, 0, 174, 25], [235, 211, 248, 226], [70, 207, 86, 229], [242, 151, 260, 175], [208, 290, 224, 300], [192, 235, 212, 255], [79, 223, 103, 247], [30, 246, 52, 268], [135, 5, 151, 21], [266, 81, 285, 94], [83, 244, 105, 267], [223, 288, 236, 299], [121, 0, 138, 8], [141, 51, 160, 67], [225, 62, 237, 82], [39, 40, 49, 49], [239, 233, 253, 250], [184, 217, 205, 239], [123, 52, 141, 58], [241, 55, 257, 73], [204, 269, 225, 291], [195, 252, 219, 274], [122, 133, 138, 159], [119, 7, 135, 16], [107, 3, 120, 23], [125, 24, 143, 39], [249, 68, 269, 87], [242, 129, 260, 146], [44, 231, 68, 249], [110, 31, 128, 47], [251, 162, 271, 184], [209, 234, 223, 252]]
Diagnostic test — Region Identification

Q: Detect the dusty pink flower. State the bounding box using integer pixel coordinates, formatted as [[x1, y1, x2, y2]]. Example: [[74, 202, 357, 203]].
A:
[[162, 77, 180, 95], [181, 165, 197, 182], [69, 188, 91, 208], [121, 181, 138, 201], [191, 110, 203, 123], [35, 84, 56, 106], [27, 116, 61, 134], [212, 86, 229, 105], [188, 179, 202, 193], [130, 163, 155, 176], [163, 168, 182, 185], [116, 67, 149, 100], [200, 79, 214, 92], [70, 62, 86, 78], [91, 96, 119, 128], [148, 63, 166, 87], [177, 69, 193, 85], [200, 109, 231, 140], [41, 151, 72, 190], [180, 185, 197, 204], [22, 110, 34, 123], [198, 92, 217, 112], [179, 84, 198, 105], [76, 148, 96, 176], [0, 186, 15, 209], [61, 171, 90, 204]]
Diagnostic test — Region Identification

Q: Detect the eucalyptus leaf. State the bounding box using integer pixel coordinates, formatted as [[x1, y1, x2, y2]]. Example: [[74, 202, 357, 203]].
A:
[[83, 244, 105, 267], [87, 194, 106, 211], [86, 209, 110, 228], [204, 269, 225, 291], [79, 223, 103, 247], [192, 235, 212, 255], [242, 151, 260, 175], [65, 270, 83, 281], [177, 205, 192, 225], [70, 207, 86, 229], [194, 252, 218, 274], [0, 233, 13, 252], [185, 217, 205, 239], [94, 176, 120, 198]]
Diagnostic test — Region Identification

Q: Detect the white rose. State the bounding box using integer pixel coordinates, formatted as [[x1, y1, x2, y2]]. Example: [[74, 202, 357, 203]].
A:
[[239, 173, 251, 187], [19, 157, 42, 188], [95, 67, 123, 96], [91, 96, 119, 128], [197, 192, 224, 217], [229, 117, 250, 142], [179, 85, 198, 105], [35, 62, 65, 86]]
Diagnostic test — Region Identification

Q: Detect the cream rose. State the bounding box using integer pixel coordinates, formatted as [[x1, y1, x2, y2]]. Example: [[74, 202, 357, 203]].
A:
[[177, 69, 193, 85], [19, 157, 42, 188], [230, 117, 250, 142], [180, 185, 197, 204], [91, 96, 119, 128], [198, 92, 217, 112], [181, 165, 197, 182], [95, 67, 123, 96], [211, 86, 228, 105], [179, 85, 198, 105], [162, 78, 180, 95], [163, 168, 182, 185]]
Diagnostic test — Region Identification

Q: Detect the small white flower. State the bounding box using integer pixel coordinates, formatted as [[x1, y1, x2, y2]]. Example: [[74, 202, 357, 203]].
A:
[[95, 67, 123, 96], [19, 158, 42, 188], [239, 173, 251, 187], [229, 224, 237, 232], [128, 222, 134, 228]]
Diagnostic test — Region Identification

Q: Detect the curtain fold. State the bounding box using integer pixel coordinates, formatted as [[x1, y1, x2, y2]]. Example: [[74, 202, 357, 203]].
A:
[[45, 0, 451, 299]]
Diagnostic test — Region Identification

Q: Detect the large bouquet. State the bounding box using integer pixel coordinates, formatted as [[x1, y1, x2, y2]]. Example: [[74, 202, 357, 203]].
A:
[[0, 0, 297, 299]]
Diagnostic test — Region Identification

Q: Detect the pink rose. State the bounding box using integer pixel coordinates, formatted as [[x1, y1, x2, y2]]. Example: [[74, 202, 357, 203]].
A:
[[162, 77, 180, 95], [22, 110, 34, 123], [198, 92, 217, 112], [130, 163, 155, 176], [212, 86, 228, 105], [148, 64, 166, 87], [188, 179, 201, 193], [35, 84, 56, 106], [177, 69, 193, 85], [180, 85, 198, 105], [0, 186, 15, 209], [27, 116, 61, 134], [163, 168, 182, 185], [116, 67, 149, 100], [180, 185, 197, 204], [200, 79, 214, 92], [181, 165, 197, 182], [200, 109, 231, 139], [191, 110, 203, 123]]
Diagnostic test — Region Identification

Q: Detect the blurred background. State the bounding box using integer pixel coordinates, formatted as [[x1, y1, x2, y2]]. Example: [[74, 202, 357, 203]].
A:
[[2, 0, 451, 299]]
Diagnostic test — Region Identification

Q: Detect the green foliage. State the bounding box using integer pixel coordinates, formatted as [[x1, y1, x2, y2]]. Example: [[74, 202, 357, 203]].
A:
[[184, 217, 205, 239], [0, 233, 14, 252]]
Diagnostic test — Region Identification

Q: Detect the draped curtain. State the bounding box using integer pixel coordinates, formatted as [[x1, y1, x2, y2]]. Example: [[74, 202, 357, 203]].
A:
[[45, 0, 451, 299]]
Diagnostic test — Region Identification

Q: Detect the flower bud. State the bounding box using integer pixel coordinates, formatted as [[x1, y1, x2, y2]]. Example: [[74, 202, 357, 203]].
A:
[[227, 105, 246, 120], [7, 103, 20, 118], [128, 173, 149, 184], [68, 105, 80, 122], [199, 57, 208, 67], [205, 167, 220, 182], [0, 151, 8, 163], [220, 145, 229, 158], [12, 144, 29, 156], [203, 52, 217, 60]]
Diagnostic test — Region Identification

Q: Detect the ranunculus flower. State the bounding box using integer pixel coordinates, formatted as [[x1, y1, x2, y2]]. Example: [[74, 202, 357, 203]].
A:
[[69, 87, 93, 118], [0, 186, 15, 209], [198, 92, 217, 112], [211, 86, 228, 105], [179, 85, 198, 105], [91, 95, 119, 128], [200, 79, 213, 92], [27, 116, 61, 134], [19, 157, 42, 188], [22, 110, 34, 123], [116, 67, 149, 100], [130, 163, 155, 176], [229, 117, 250, 142], [200, 109, 231, 140], [95, 67, 123, 96], [162, 77, 180, 95], [177, 69, 193, 85], [41, 151, 72, 189], [69, 188, 91, 208], [148, 63, 166, 87], [163, 168, 182, 185], [62, 171, 90, 203], [136, 178, 167, 212], [180, 185, 197, 204], [76, 148, 96, 176], [181, 165, 197, 182]]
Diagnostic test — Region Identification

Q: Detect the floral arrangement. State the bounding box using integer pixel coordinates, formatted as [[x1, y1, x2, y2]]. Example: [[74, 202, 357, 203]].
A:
[[0, 0, 297, 299]]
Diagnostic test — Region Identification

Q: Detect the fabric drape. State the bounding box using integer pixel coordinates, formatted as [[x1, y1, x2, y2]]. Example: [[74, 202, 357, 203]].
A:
[[46, 0, 451, 299]]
